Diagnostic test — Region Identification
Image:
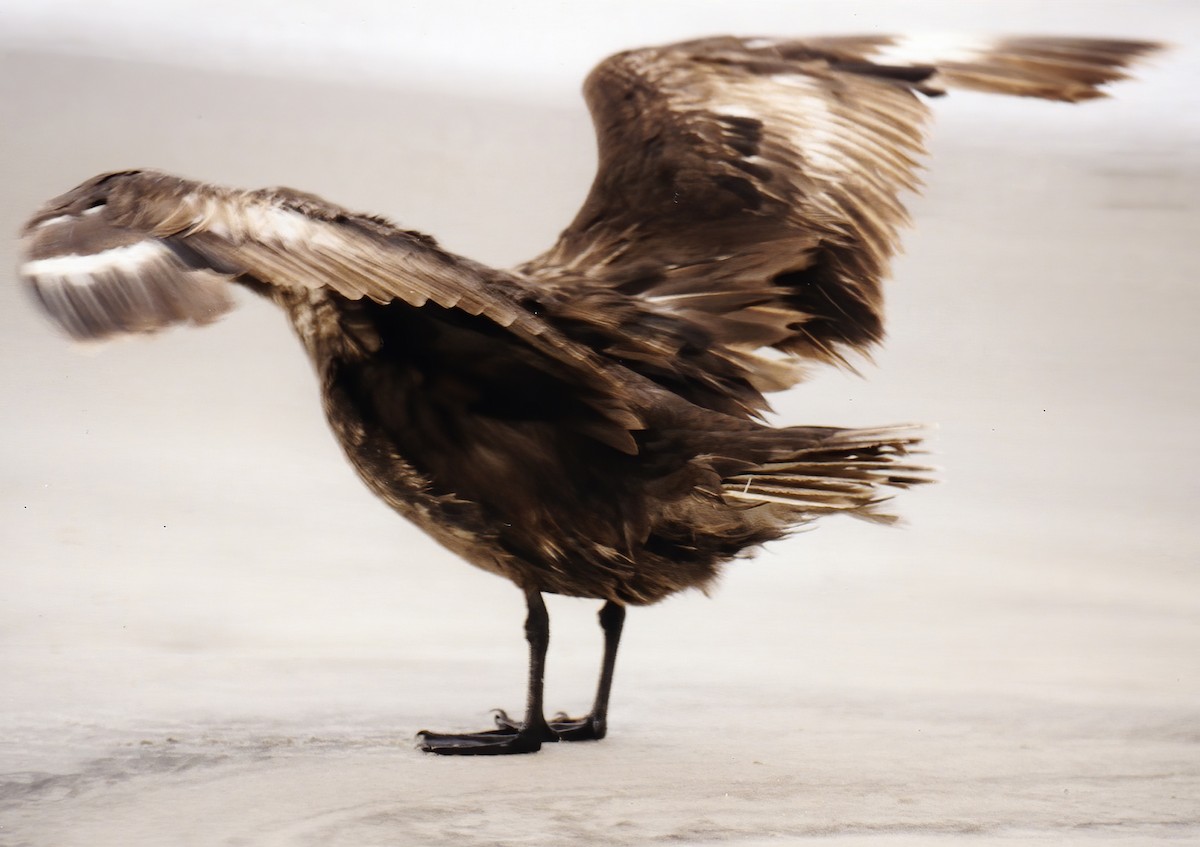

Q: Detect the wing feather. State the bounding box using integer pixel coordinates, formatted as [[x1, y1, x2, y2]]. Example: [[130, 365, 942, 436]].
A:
[[19, 35, 1159, 428], [19, 171, 549, 341], [19, 170, 648, 446], [521, 34, 1160, 415]]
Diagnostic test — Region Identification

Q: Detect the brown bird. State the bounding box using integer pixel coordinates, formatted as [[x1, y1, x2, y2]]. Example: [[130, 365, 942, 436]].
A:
[[20, 35, 1158, 755]]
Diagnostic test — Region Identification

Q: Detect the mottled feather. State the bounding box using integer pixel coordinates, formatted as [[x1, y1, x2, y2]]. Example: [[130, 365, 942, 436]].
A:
[[522, 34, 1160, 413], [17, 34, 1158, 605]]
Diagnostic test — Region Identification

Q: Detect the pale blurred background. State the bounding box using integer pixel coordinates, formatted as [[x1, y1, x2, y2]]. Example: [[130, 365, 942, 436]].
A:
[[2, 2, 1198, 844]]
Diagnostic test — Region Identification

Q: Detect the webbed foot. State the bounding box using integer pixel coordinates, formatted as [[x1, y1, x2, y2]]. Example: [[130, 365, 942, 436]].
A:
[[416, 709, 556, 756]]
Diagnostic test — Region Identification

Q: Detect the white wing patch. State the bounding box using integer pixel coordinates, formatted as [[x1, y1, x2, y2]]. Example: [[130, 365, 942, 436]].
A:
[[33, 214, 75, 230], [767, 73, 848, 176], [21, 240, 170, 280], [20, 213, 236, 342], [224, 204, 336, 247], [871, 34, 994, 66], [703, 67, 928, 272], [182, 193, 339, 250]]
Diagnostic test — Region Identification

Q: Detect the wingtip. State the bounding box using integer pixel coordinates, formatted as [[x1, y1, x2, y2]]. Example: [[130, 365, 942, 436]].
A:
[[927, 35, 1167, 103]]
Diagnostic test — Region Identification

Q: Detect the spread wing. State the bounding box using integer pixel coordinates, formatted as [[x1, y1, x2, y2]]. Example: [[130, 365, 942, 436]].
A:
[[522, 35, 1160, 408], [19, 36, 1158, 428], [19, 169, 646, 446], [21, 170, 551, 340]]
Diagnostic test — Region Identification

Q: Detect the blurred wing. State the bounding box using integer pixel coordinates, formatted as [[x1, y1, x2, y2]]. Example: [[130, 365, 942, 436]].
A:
[[20, 169, 646, 445], [20, 170, 544, 341], [522, 35, 1160, 402]]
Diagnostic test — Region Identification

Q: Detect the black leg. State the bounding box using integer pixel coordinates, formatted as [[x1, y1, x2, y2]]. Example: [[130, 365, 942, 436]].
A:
[[548, 600, 626, 741], [416, 587, 557, 755]]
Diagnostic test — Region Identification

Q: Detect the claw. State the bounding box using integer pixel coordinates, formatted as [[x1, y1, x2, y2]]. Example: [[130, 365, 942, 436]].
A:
[[491, 709, 519, 730]]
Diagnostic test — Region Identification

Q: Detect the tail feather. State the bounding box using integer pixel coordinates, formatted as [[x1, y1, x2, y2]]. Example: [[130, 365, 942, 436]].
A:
[[721, 425, 932, 525]]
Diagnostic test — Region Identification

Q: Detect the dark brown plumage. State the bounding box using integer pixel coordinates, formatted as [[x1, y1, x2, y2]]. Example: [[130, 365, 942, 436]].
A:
[[19, 34, 1158, 754]]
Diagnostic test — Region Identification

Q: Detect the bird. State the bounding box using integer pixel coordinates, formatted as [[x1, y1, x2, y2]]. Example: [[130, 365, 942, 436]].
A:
[[19, 34, 1159, 755]]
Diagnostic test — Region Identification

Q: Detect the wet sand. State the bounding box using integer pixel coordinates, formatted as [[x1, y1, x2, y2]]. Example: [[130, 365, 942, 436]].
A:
[[2, 13, 1198, 845]]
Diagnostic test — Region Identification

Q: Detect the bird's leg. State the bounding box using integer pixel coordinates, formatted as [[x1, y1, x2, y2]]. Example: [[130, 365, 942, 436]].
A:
[[416, 588, 556, 755], [547, 600, 626, 741]]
